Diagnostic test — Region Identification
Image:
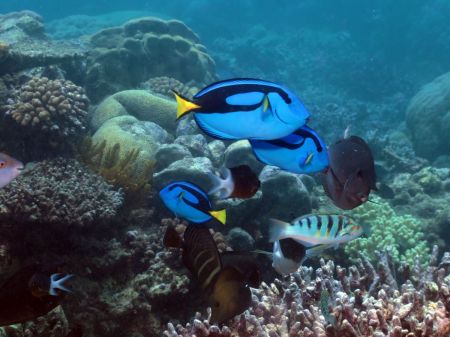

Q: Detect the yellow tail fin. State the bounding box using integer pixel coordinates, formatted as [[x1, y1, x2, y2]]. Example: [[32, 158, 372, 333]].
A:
[[173, 91, 201, 120], [209, 209, 226, 225]]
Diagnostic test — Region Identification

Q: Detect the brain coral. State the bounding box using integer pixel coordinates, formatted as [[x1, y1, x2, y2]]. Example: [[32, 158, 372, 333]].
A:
[[406, 71, 450, 159], [344, 196, 430, 266], [6, 76, 89, 139], [86, 17, 216, 102], [0, 158, 123, 226], [141, 76, 197, 100]]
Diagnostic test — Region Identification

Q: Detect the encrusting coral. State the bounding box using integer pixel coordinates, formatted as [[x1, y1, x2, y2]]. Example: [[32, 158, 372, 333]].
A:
[[5, 76, 89, 140], [78, 137, 154, 208], [0, 157, 123, 226], [165, 246, 450, 337], [344, 196, 430, 266], [141, 76, 197, 99]]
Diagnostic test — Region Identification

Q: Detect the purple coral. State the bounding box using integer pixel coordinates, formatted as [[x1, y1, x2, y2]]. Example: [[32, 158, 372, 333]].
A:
[[165, 246, 450, 337]]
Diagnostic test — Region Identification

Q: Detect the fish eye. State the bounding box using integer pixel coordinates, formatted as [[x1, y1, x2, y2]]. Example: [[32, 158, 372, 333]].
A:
[[0, 161, 5, 168]]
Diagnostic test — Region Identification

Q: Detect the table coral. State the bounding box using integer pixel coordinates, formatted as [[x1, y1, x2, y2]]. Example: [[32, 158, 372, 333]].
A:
[[165, 247, 450, 337], [344, 196, 430, 266], [0, 157, 123, 226], [5, 76, 89, 140]]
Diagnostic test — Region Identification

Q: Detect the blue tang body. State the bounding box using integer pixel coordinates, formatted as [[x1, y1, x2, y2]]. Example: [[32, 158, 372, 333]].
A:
[[249, 125, 329, 174], [159, 181, 226, 225], [174, 78, 310, 140]]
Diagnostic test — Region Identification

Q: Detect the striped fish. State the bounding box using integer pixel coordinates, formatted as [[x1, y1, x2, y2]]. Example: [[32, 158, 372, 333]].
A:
[[268, 214, 363, 247]]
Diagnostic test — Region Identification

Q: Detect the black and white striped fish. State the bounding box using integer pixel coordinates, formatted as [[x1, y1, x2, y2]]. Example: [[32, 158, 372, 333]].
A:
[[269, 214, 363, 248]]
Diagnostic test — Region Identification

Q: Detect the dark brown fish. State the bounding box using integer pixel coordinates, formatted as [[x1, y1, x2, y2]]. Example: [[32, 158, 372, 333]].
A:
[[209, 165, 261, 199], [0, 265, 72, 326], [164, 225, 260, 323], [321, 136, 376, 210]]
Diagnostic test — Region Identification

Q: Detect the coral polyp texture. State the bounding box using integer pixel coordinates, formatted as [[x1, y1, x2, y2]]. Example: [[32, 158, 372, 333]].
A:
[[6, 76, 89, 138], [344, 196, 430, 266], [141, 76, 197, 99], [86, 17, 217, 102], [165, 247, 450, 337], [0, 158, 123, 226]]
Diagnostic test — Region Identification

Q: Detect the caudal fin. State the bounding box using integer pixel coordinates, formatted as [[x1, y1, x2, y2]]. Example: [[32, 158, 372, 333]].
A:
[[268, 218, 290, 242], [49, 273, 73, 296], [209, 209, 227, 225], [173, 90, 201, 120]]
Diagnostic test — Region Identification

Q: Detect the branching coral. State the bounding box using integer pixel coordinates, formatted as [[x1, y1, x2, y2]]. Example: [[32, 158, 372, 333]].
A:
[[5, 76, 89, 140], [165, 247, 450, 337], [79, 137, 154, 208], [344, 195, 430, 266], [0, 157, 123, 226]]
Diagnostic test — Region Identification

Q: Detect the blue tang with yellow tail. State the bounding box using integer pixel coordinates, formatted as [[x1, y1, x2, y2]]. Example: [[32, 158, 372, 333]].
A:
[[159, 181, 226, 225], [173, 78, 310, 140], [249, 125, 329, 174]]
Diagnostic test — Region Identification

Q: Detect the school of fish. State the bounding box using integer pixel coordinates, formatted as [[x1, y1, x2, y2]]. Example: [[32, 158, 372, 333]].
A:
[[158, 77, 379, 322]]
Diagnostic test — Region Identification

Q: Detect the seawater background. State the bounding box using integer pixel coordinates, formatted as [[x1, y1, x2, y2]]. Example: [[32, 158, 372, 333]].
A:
[[2, 0, 450, 105]]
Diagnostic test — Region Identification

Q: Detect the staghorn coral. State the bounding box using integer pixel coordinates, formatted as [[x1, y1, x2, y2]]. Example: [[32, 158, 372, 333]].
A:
[[86, 16, 216, 102], [344, 195, 430, 266], [141, 76, 197, 99], [5, 77, 89, 141], [79, 137, 154, 208], [165, 247, 450, 337], [0, 157, 122, 226]]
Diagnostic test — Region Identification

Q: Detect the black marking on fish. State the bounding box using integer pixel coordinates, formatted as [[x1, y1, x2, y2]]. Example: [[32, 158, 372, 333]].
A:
[[336, 216, 343, 237], [169, 183, 211, 215], [306, 217, 311, 230], [317, 215, 322, 230], [263, 126, 324, 151], [327, 216, 334, 234]]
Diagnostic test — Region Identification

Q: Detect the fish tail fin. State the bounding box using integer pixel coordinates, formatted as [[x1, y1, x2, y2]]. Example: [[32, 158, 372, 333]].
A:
[[163, 225, 183, 248], [209, 209, 227, 225], [268, 218, 290, 242], [172, 90, 201, 120], [208, 168, 234, 199], [49, 273, 73, 296]]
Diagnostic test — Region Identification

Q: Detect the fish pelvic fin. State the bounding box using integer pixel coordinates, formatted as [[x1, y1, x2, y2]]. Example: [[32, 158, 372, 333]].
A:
[[208, 168, 234, 199], [173, 90, 201, 120], [209, 209, 227, 225], [49, 273, 73, 296], [268, 218, 290, 242]]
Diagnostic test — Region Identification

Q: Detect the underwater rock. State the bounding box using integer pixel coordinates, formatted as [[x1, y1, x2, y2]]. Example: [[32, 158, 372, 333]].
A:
[[175, 116, 200, 137], [224, 140, 264, 174], [259, 166, 312, 220], [207, 140, 226, 167], [226, 227, 255, 251], [406, 71, 450, 159], [0, 158, 123, 226], [215, 191, 262, 228], [174, 134, 211, 158], [154, 144, 193, 172], [0, 11, 87, 75], [86, 17, 216, 102], [5, 76, 89, 141], [153, 156, 214, 191], [91, 90, 177, 133]]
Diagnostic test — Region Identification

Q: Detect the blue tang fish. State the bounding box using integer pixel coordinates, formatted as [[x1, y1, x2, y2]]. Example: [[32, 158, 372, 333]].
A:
[[173, 78, 310, 140], [159, 181, 226, 225], [249, 125, 329, 174]]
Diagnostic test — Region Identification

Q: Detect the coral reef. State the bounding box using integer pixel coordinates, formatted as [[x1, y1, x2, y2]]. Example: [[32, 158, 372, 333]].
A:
[[344, 196, 430, 266], [86, 17, 216, 102], [91, 90, 177, 132], [165, 247, 450, 337], [0, 11, 87, 75], [406, 71, 450, 159], [5, 76, 89, 141], [79, 137, 155, 208], [0, 157, 123, 227], [141, 76, 198, 99]]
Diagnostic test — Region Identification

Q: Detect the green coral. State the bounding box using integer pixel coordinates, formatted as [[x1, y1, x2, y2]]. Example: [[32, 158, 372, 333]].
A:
[[344, 196, 430, 266]]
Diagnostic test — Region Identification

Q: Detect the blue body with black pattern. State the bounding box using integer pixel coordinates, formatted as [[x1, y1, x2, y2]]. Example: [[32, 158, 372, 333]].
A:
[[159, 181, 214, 224], [249, 125, 329, 174], [190, 78, 310, 140]]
